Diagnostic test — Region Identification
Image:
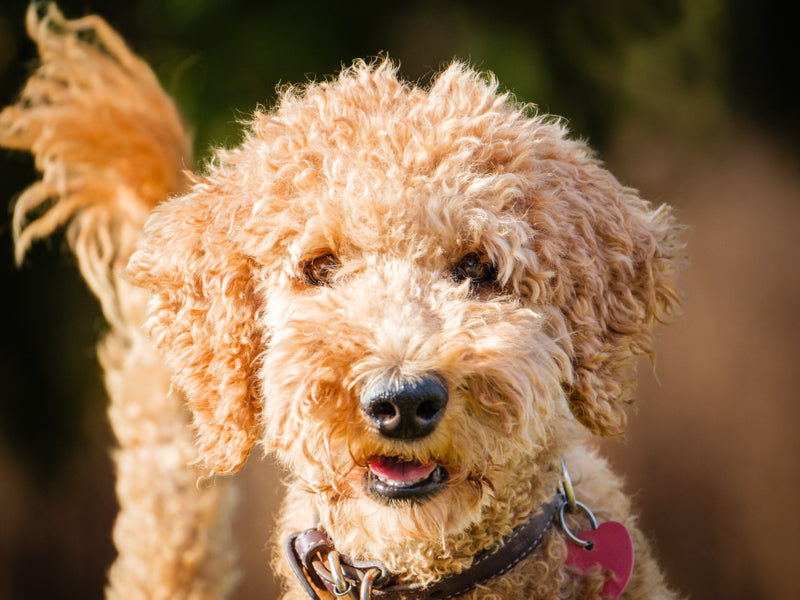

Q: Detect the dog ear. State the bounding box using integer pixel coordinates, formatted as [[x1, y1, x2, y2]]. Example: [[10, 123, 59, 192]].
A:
[[530, 133, 684, 437], [127, 187, 261, 474]]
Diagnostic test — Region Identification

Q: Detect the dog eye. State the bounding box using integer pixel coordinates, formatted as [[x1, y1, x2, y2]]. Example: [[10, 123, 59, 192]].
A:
[[303, 254, 341, 286], [453, 253, 497, 287]]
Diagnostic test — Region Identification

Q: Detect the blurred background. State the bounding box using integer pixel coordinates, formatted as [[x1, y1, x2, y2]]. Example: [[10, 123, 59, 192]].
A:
[[0, 1, 797, 598]]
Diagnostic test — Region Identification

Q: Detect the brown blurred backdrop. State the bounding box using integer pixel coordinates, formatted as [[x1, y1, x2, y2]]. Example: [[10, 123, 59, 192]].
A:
[[1, 1, 797, 599]]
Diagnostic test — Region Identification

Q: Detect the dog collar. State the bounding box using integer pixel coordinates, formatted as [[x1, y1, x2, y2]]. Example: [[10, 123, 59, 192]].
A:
[[285, 493, 565, 600]]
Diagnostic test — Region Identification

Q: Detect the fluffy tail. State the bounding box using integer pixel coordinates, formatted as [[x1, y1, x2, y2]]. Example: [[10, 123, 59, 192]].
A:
[[2, 3, 189, 328], [1, 5, 237, 598]]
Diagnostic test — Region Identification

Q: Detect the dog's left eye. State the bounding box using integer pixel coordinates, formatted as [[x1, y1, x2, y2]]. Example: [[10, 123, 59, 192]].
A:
[[453, 253, 497, 287], [303, 254, 341, 286]]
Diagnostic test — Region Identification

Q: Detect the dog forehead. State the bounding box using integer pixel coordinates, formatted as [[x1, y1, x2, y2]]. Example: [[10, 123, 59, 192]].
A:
[[264, 152, 538, 263], [223, 61, 583, 264]]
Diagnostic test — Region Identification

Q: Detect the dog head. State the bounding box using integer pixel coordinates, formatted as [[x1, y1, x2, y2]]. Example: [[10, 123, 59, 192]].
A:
[[128, 60, 682, 555]]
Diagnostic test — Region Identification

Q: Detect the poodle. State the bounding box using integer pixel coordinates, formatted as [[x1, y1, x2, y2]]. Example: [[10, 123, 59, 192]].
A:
[[2, 5, 684, 599]]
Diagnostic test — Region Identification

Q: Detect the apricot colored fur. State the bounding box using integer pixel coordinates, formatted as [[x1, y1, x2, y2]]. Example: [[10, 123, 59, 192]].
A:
[[3, 5, 684, 599]]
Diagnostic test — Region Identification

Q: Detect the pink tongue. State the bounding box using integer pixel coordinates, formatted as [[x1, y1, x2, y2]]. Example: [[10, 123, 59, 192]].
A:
[[370, 457, 436, 482]]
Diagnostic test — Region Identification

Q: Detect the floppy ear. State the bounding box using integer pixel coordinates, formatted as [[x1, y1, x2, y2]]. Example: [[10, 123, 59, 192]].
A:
[[533, 134, 684, 437], [127, 186, 262, 473]]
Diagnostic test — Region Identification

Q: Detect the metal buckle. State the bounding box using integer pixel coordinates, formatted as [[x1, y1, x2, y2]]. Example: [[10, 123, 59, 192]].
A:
[[558, 459, 599, 549], [328, 551, 358, 598], [359, 567, 380, 600]]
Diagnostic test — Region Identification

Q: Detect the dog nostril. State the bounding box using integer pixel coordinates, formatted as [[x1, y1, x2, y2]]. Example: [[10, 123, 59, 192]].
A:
[[372, 401, 401, 430], [416, 400, 439, 424]]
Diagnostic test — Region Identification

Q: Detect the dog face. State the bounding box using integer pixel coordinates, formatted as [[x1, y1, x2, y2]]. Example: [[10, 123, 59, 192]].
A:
[[128, 61, 682, 552]]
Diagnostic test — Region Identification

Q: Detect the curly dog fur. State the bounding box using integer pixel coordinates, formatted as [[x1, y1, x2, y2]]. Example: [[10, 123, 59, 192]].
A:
[[2, 5, 684, 599]]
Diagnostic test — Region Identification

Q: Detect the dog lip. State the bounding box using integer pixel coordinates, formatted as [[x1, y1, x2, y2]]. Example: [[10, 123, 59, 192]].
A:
[[368, 456, 437, 486], [364, 457, 448, 502]]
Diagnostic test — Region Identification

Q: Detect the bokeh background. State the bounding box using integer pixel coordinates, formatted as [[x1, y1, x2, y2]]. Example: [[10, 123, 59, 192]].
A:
[[1, 1, 797, 599]]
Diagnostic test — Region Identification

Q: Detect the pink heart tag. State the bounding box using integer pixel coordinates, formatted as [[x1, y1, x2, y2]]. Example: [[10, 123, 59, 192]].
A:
[[565, 521, 634, 599]]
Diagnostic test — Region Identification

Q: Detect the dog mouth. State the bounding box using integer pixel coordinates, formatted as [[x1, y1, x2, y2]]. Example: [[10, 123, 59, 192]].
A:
[[363, 456, 448, 502]]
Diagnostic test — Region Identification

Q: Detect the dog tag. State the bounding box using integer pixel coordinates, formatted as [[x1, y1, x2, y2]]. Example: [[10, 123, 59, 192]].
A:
[[565, 521, 634, 599]]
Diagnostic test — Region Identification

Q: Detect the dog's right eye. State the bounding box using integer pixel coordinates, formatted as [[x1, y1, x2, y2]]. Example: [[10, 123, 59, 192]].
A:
[[452, 252, 497, 288], [303, 254, 341, 286]]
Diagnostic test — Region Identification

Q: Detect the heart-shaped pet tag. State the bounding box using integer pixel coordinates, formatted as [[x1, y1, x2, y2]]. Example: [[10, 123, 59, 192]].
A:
[[565, 521, 634, 599]]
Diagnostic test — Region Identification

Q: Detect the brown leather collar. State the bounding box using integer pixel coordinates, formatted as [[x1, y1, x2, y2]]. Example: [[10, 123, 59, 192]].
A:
[[285, 493, 565, 599]]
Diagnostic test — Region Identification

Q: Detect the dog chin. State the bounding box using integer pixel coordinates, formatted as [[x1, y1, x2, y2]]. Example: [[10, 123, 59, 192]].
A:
[[325, 473, 485, 558]]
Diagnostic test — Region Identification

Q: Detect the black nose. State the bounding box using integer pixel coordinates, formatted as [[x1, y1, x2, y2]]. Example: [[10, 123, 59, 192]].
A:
[[360, 375, 448, 439]]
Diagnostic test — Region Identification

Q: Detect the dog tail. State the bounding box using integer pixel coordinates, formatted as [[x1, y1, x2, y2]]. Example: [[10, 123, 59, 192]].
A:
[[1, 3, 191, 328], [1, 6, 239, 599]]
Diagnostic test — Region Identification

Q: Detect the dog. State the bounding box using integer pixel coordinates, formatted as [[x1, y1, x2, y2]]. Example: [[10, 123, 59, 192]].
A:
[[2, 5, 684, 599]]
